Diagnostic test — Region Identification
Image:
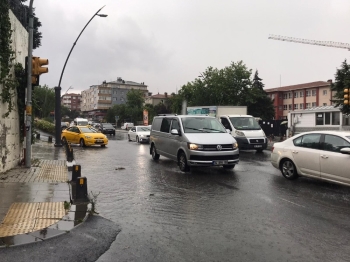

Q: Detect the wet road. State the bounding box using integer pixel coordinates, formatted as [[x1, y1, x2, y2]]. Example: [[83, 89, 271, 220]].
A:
[[36, 133, 350, 261]]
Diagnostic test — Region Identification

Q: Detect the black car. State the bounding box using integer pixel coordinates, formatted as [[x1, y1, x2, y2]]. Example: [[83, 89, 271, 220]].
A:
[[99, 123, 116, 136]]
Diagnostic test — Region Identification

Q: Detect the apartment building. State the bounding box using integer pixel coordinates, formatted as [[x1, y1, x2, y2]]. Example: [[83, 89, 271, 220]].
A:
[[61, 93, 82, 112], [265, 80, 335, 120], [144, 92, 171, 106], [81, 78, 148, 121]]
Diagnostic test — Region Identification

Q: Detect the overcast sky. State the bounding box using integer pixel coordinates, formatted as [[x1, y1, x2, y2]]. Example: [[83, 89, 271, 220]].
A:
[[32, 0, 350, 95]]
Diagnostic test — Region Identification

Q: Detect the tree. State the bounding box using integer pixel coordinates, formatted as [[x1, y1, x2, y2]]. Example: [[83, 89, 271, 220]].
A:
[[247, 71, 275, 120], [167, 93, 183, 114], [179, 61, 253, 107], [32, 85, 55, 118], [126, 89, 144, 123], [331, 60, 350, 115]]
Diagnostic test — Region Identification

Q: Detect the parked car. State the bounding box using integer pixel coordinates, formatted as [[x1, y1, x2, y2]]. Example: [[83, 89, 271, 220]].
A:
[[128, 126, 151, 143], [149, 115, 239, 172], [61, 125, 108, 147], [271, 131, 350, 186], [99, 123, 116, 136]]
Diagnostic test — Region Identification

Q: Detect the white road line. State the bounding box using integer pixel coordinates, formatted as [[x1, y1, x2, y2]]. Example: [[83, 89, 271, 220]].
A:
[[278, 197, 305, 208]]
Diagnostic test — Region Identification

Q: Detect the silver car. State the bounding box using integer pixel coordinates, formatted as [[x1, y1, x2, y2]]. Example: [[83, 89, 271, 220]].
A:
[[149, 115, 239, 172]]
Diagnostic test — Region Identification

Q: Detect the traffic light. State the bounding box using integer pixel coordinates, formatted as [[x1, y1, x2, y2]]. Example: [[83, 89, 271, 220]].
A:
[[31, 56, 49, 86], [344, 88, 349, 105]]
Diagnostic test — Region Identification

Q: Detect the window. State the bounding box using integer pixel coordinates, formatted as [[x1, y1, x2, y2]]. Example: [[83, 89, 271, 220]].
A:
[[300, 91, 304, 97], [288, 104, 292, 110], [220, 118, 232, 131], [152, 118, 162, 131], [325, 112, 330, 125], [160, 118, 171, 133], [312, 102, 316, 107], [294, 104, 298, 110], [323, 90, 327, 95], [283, 105, 287, 110], [283, 93, 287, 99], [332, 112, 340, 125], [271, 94, 275, 100], [301, 134, 321, 149], [170, 119, 180, 132], [288, 92, 292, 99], [279, 106, 283, 111], [300, 103, 304, 109], [323, 103, 327, 106], [294, 92, 299, 98], [306, 103, 311, 109], [316, 113, 323, 125], [312, 90, 316, 96], [306, 90, 311, 97], [323, 135, 350, 152]]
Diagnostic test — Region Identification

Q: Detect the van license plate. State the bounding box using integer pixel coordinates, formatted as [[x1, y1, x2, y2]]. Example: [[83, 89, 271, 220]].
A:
[[213, 160, 228, 165], [254, 145, 262, 148]]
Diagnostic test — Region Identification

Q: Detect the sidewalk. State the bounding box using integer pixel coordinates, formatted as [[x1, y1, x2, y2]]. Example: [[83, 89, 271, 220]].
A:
[[0, 139, 90, 247]]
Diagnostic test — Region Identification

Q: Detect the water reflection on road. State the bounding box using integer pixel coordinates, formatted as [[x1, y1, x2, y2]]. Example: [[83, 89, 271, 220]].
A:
[[39, 133, 350, 262]]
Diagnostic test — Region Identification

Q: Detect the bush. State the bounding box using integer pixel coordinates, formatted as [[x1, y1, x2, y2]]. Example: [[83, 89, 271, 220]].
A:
[[34, 119, 55, 134]]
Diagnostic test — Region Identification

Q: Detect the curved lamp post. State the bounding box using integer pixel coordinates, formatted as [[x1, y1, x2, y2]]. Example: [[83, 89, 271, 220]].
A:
[[54, 6, 107, 147]]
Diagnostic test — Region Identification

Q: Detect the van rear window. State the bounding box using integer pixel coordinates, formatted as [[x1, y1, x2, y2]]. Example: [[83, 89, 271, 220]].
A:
[[152, 118, 162, 131]]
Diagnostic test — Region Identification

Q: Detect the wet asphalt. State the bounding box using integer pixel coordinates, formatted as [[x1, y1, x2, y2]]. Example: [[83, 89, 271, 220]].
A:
[[12, 133, 350, 261]]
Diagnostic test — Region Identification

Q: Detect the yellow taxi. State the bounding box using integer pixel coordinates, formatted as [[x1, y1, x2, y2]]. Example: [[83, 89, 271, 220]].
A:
[[61, 125, 108, 147]]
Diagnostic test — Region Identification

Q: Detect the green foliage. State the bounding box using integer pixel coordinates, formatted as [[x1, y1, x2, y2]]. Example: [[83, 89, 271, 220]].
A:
[[33, 119, 55, 134], [32, 85, 55, 118], [247, 71, 275, 120], [331, 60, 350, 114], [178, 62, 275, 119], [167, 93, 183, 114], [106, 104, 127, 126], [126, 89, 144, 123]]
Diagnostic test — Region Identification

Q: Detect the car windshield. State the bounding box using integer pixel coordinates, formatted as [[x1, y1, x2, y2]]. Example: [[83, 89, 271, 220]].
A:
[[79, 127, 99, 133], [181, 117, 226, 133], [103, 124, 114, 128], [137, 127, 150, 132], [229, 117, 261, 130]]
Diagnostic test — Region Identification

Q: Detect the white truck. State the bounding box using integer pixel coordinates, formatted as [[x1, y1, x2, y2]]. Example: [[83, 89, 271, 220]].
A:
[[186, 106, 267, 152]]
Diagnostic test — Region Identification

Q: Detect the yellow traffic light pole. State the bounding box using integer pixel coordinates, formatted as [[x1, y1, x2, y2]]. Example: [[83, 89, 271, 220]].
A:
[[25, 0, 34, 168]]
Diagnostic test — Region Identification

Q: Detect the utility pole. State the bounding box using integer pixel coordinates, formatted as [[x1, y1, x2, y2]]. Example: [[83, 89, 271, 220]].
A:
[[25, 0, 34, 168]]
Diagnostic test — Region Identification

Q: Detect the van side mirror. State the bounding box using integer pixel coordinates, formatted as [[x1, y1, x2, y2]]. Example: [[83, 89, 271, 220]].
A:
[[171, 129, 179, 135]]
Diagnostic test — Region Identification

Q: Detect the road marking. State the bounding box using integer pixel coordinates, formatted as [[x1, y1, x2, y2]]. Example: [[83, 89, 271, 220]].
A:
[[278, 197, 305, 208]]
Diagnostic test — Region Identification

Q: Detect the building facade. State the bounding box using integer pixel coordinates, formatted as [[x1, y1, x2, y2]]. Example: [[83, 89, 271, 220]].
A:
[[144, 92, 171, 106], [61, 93, 82, 111], [81, 78, 148, 121], [265, 80, 336, 120]]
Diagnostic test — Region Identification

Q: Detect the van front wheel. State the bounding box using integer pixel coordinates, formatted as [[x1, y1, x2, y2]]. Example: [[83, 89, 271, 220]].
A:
[[178, 152, 190, 172], [151, 145, 160, 160]]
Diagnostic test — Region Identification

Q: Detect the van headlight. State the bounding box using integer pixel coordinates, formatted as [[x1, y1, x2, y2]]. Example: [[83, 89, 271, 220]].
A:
[[235, 130, 245, 137], [188, 143, 203, 150], [233, 142, 238, 149]]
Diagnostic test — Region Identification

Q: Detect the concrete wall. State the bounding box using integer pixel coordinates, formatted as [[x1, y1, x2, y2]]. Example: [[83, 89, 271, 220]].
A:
[[0, 10, 28, 173]]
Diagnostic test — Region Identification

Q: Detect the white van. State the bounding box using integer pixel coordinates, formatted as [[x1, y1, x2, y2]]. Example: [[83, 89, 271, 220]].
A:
[[150, 115, 239, 172], [72, 117, 89, 126], [219, 115, 267, 152]]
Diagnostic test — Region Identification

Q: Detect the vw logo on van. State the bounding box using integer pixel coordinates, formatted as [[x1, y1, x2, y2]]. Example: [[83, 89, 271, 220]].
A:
[[217, 145, 222, 151]]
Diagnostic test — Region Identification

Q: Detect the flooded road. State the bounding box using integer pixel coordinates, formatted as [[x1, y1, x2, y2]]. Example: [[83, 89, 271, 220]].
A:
[[40, 133, 350, 262]]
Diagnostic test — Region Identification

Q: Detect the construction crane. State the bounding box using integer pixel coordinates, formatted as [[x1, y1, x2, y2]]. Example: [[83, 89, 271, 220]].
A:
[[268, 34, 350, 51]]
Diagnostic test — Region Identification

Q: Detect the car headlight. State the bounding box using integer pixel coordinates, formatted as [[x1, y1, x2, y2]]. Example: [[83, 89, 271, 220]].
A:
[[188, 143, 203, 150], [85, 135, 92, 139], [233, 142, 238, 149], [235, 130, 245, 137], [139, 134, 145, 137]]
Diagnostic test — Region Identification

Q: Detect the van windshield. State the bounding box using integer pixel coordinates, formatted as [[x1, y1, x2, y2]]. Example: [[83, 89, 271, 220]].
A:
[[78, 121, 89, 126], [181, 117, 226, 133], [230, 117, 261, 130]]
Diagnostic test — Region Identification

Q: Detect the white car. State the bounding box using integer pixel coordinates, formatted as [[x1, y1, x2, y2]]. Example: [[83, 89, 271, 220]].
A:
[[128, 126, 151, 143], [271, 131, 350, 186]]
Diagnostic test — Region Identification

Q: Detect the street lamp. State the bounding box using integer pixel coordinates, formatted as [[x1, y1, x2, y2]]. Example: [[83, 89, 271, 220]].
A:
[[54, 6, 107, 147], [64, 86, 73, 96]]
